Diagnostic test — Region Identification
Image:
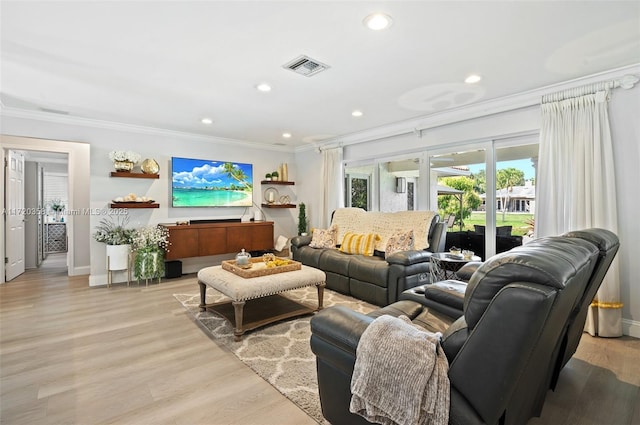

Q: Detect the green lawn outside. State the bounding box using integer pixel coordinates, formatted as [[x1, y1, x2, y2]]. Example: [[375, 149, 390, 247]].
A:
[[451, 212, 534, 236]]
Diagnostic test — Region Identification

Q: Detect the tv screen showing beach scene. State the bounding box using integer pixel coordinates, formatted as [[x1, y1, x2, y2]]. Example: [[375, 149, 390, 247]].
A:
[[171, 157, 253, 207]]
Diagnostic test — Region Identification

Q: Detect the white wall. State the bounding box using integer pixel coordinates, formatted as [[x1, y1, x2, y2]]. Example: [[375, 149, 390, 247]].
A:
[[344, 106, 541, 161], [1, 117, 298, 285], [609, 87, 640, 336], [294, 148, 324, 229]]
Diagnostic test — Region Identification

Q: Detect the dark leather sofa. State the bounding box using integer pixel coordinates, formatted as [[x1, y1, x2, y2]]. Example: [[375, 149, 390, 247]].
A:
[[291, 211, 447, 306], [309, 228, 618, 425]]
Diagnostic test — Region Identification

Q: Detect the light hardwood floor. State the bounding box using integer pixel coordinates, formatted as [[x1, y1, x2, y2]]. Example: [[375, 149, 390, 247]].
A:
[[1, 256, 639, 425]]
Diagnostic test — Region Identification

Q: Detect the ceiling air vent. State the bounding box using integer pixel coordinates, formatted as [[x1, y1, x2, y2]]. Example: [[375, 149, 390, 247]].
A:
[[283, 55, 330, 77]]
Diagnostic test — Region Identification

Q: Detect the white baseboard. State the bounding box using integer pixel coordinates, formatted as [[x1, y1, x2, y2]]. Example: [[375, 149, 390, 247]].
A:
[[89, 274, 107, 287], [622, 319, 640, 338], [70, 265, 90, 276]]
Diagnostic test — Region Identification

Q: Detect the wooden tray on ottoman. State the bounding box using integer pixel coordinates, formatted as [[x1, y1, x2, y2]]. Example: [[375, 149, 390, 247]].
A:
[[221, 258, 301, 278]]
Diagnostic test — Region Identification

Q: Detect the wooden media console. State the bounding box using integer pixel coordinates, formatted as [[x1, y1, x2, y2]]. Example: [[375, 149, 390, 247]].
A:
[[162, 221, 274, 260]]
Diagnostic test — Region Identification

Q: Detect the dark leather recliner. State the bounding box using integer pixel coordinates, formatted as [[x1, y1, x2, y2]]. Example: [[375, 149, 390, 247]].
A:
[[310, 229, 615, 425], [401, 229, 618, 327], [549, 229, 620, 388]]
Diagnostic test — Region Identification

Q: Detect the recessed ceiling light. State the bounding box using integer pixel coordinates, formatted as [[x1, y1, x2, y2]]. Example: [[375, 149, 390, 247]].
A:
[[352, 110, 363, 117], [465, 75, 482, 84], [256, 83, 272, 92], [201, 118, 213, 124], [282, 132, 292, 138], [363, 13, 393, 31]]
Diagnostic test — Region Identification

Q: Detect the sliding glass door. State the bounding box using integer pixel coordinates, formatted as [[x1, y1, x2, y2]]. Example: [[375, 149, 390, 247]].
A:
[[429, 147, 489, 257], [495, 142, 538, 245], [428, 134, 538, 259]]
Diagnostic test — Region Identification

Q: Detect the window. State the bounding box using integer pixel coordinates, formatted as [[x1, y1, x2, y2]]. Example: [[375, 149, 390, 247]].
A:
[[407, 182, 415, 210], [345, 163, 374, 210], [495, 142, 537, 238], [346, 174, 370, 210], [427, 135, 538, 259], [429, 148, 486, 236]]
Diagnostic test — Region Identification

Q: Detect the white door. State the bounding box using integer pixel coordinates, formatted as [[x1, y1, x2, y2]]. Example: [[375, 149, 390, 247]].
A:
[[5, 150, 26, 281]]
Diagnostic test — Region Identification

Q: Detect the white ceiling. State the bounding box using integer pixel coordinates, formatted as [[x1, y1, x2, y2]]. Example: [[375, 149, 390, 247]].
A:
[[2, 1, 639, 150]]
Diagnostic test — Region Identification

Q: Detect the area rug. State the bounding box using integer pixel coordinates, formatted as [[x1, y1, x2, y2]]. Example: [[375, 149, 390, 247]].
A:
[[174, 282, 376, 424]]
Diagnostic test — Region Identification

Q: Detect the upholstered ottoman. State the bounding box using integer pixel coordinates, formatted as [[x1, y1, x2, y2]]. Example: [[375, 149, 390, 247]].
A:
[[197, 265, 326, 340]]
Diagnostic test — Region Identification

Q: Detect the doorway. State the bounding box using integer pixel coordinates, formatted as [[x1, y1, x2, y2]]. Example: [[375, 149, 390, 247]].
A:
[[1, 135, 90, 282], [6, 149, 69, 279], [28, 151, 70, 272]]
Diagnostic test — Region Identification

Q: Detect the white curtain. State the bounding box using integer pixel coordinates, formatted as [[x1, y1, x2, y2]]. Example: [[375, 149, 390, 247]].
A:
[[320, 147, 344, 228], [537, 90, 622, 337]]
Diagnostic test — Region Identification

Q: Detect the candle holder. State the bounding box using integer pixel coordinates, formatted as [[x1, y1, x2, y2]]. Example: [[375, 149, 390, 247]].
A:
[[264, 187, 279, 204]]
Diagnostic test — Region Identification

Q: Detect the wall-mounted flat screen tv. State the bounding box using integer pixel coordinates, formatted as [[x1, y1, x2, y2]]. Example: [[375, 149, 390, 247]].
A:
[[171, 157, 253, 207]]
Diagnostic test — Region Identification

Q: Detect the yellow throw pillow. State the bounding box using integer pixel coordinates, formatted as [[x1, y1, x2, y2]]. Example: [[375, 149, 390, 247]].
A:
[[339, 232, 380, 256]]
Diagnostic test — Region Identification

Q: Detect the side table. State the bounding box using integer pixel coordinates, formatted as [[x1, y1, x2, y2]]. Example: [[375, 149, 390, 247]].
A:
[[430, 252, 482, 282]]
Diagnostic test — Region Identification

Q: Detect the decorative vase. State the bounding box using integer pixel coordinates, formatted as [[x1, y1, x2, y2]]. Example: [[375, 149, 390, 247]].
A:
[[141, 158, 159, 174], [106, 244, 131, 271], [235, 248, 252, 269], [114, 160, 134, 172], [282, 163, 288, 181]]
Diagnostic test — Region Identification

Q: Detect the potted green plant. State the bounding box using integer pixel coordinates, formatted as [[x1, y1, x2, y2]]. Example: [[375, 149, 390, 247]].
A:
[[131, 225, 170, 281], [93, 216, 136, 271], [271, 170, 279, 181], [265, 172, 272, 181], [298, 202, 308, 236]]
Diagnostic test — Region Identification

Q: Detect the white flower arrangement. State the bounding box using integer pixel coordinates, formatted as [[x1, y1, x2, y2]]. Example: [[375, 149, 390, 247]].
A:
[[131, 225, 170, 252], [108, 150, 142, 164]]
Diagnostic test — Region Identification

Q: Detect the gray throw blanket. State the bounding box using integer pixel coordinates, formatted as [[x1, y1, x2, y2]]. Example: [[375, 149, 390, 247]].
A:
[[350, 315, 450, 425]]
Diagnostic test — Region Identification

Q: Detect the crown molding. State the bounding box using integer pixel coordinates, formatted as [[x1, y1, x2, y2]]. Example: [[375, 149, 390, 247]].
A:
[[315, 64, 640, 149], [0, 106, 294, 153]]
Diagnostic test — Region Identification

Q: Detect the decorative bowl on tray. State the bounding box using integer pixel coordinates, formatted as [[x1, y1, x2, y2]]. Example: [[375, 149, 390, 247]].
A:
[[222, 258, 301, 278]]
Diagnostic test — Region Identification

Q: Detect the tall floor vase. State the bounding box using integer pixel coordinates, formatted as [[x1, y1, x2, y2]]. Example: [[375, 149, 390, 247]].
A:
[[106, 244, 131, 287]]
